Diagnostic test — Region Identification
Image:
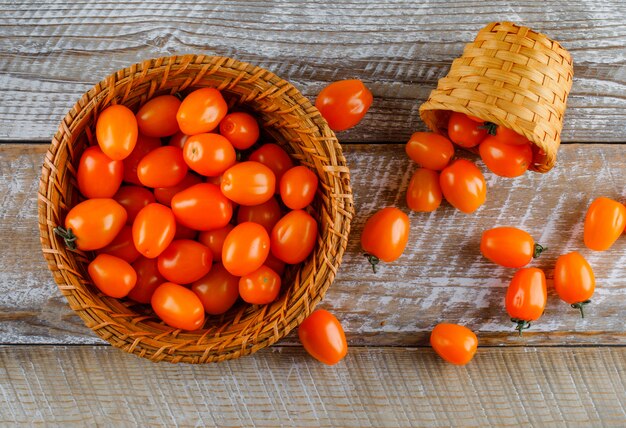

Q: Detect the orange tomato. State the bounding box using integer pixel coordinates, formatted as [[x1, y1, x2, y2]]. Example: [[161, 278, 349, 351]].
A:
[[298, 309, 347, 365], [270, 210, 318, 264], [494, 125, 529, 146], [137, 146, 188, 188], [132, 203, 176, 258], [405, 132, 455, 171], [439, 159, 486, 214], [554, 251, 595, 318], [113, 185, 155, 224], [315, 79, 373, 131], [88, 254, 137, 298], [136, 95, 181, 137], [171, 183, 233, 230], [584, 197, 626, 251], [157, 239, 212, 284], [430, 323, 478, 366], [479, 136, 532, 178], [192, 263, 240, 315], [406, 168, 442, 212], [360, 207, 409, 271], [122, 134, 162, 185], [168, 131, 191, 149], [239, 265, 281, 305], [248, 143, 294, 192], [151, 282, 205, 331], [219, 112, 260, 150], [279, 166, 318, 210], [183, 133, 236, 177], [222, 222, 270, 276], [198, 224, 235, 262], [505, 268, 547, 335], [128, 256, 165, 304], [96, 104, 138, 160], [153, 172, 203, 206], [447, 112, 488, 148], [480, 227, 543, 268], [97, 225, 141, 263], [221, 161, 276, 206], [176, 88, 228, 135], [77, 146, 123, 198], [236, 197, 282, 233], [56, 198, 127, 251]]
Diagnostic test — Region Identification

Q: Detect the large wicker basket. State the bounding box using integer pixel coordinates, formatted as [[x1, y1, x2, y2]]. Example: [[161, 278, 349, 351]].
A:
[[38, 55, 354, 363], [420, 22, 574, 172]]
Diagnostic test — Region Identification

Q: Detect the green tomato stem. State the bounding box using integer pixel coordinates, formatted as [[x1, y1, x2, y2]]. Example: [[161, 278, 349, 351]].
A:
[[511, 318, 531, 336], [533, 243, 546, 258], [571, 300, 591, 319], [363, 253, 379, 274], [53, 226, 77, 250]]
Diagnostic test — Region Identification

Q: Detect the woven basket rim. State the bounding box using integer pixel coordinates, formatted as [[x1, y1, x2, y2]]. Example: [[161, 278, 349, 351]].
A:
[[38, 54, 354, 363]]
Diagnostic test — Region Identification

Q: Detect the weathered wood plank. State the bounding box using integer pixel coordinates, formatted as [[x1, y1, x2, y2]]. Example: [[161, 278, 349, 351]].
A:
[[1, 143, 625, 346], [0, 346, 624, 426], [1, 0, 626, 142]]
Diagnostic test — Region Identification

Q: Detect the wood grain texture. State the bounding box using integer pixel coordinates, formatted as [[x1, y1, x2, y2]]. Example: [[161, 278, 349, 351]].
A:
[[1, 143, 625, 346], [0, 346, 625, 427], [1, 0, 626, 142]]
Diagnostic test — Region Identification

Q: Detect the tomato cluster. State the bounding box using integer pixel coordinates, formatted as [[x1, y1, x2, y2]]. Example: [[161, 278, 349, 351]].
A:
[[55, 88, 323, 333]]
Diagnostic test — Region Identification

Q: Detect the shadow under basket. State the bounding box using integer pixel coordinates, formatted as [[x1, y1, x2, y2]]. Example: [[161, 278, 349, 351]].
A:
[[38, 55, 354, 363], [420, 22, 574, 173]]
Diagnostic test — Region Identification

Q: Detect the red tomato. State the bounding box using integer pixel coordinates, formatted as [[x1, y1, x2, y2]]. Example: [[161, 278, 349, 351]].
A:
[[554, 251, 595, 318], [176, 88, 228, 135], [113, 185, 155, 224], [128, 256, 165, 304], [55, 198, 127, 251], [248, 143, 294, 192], [480, 227, 544, 268], [479, 136, 532, 178], [280, 166, 318, 210], [315, 79, 373, 131], [136, 95, 181, 137], [405, 132, 455, 171], [222, 222, 270, 276], [360, 207, 410, 271], [494, 125, 529, 146], [157, 239, 212, 284], [448, 112, 488, 148], [298, 309, 347, 365], [88, 254, 137, 298], [168, 131, 191, 149], [264, 253, 286, 276], [584, 197, 626, 251], [151, 282, 205, 331], [430, 323, 478, 366], [171, 183, 233, 230], [97, 225, 141, 263], [239, 265, 281, 305], [77, 146, 123, 198], [198, 224, 235, 262], [221, 161, 276, 206], [270, 210, 318, 264], [173, 222, 198, 240], [132, 203, 176, 258], [96, 104, 138, 160], [137, 146, 188, 188], [236, 197, 282, 233], [153, 173, 202, 206], [439, 159, 486, 214], [406, 168, 442, 212], [183, 133, 236, 177], [122, 134, 162, 185], [191, 263, 240, 315], [505, 268, 547, 335], [219, 112, 260, 150]]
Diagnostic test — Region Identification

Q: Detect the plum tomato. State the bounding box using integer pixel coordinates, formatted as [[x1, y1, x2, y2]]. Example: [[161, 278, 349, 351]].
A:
[[132, 203, 176, 258], [127, 256, 166, 304], [360, 207, 409, 271], [271, 209, 318, 265], [315, 79, 373, 131], [198, 224, 235, 262], [430, 323, 478, 366], [96, 104, 138, 160], [136, 95, 181, 137], [219, 112, 260, 150], [584, 197, 626, 251], [157, 239, 212, 284], [176, 88, 227, 135], [405, 132, 455, 171], [505, 268, 547, 335], [88, 254, 137, 298], [153, 172, 202, 207], [554, 251, 595, 318], [493, 125, 530, 146], [279, 166, 318, 210], [439, 159, 486, 214], [77, 146, 123, 198], [151, 282, 205, 331], [113, 185, 155, 224], [191, 263, 240, 315], [122, 134, 162, 185], [236, 197, 282, 234], [97, 225, 141, 264], [222, 222, 270, 276], [479, 136, 532, 178], [171, 183, 233, 231], [447, 112, 488, 148], [168, 130, 191, 149], [248, 143, 294, 193], [137, 146, 188, 188], [238, 265, 281, 305], [221, 161, 276, 206], [406, 168, 442, 212], [480, 227, 544, 268], [183, 133, 236, 177], [298, 309, 347, 365]]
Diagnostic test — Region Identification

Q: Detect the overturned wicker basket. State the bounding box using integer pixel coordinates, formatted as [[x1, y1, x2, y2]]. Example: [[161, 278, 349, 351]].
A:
[[420, 22, 574, 172], [38, 55, 354, 363]]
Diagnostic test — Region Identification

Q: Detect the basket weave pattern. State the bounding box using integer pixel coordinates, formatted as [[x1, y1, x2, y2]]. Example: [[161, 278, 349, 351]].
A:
[[38, 55, 354, 363], [420, 22, 574, 172]]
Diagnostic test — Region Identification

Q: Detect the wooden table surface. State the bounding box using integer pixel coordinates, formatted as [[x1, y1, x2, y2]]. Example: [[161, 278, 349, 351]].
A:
[[1, 0, 625, 426]]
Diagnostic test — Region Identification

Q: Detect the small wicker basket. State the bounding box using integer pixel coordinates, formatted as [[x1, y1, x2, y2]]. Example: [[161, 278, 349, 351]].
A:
[[38, 55, 354, 363], [420, 22, 574, 172]]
